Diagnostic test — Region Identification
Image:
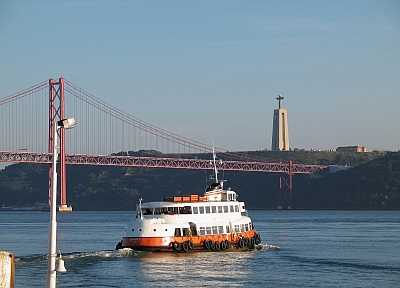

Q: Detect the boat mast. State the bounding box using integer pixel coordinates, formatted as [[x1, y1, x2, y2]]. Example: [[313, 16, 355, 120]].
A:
[[138, 198, 143, 219], [212, 141, 219, 183]]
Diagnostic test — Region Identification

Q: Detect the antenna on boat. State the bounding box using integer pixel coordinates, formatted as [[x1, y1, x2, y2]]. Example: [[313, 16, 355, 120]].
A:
[[138, 198, 143, 219]]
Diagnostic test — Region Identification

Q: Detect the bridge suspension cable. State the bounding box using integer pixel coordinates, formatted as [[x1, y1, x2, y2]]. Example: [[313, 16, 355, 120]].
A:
[[64, 80, 212, 154], [1, 79, 282, 163]]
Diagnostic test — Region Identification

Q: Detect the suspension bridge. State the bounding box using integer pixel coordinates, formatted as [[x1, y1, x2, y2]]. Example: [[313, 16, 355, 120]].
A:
[[0, 78, 327, 209]]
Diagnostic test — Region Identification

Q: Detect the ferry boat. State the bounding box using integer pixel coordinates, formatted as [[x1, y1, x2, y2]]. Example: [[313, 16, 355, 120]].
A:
[[116, 151, 261, 252]]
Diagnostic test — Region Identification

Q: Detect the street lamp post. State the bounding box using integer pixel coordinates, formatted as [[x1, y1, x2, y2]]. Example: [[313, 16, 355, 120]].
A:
[[46, 118, 75, 288]]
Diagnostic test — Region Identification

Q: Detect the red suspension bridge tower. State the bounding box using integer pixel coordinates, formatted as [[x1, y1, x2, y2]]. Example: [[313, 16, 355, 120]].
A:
[[48, 78, 72, 211]]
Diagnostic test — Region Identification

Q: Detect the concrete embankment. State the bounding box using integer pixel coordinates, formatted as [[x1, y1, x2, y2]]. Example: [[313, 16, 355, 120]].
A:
[[0, 251, 14, 288]]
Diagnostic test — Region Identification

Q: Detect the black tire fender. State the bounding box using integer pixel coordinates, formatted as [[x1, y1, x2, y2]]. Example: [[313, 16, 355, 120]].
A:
[[221, 241, 227, 250], [204, 240, 211, 250], [182, 242, 188, 252], [238, 238, 244, 248], [172, 241, 181, 251]]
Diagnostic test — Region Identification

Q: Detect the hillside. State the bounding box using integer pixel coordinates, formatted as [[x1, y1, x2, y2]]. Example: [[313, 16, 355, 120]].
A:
[[0, 151, 399, 210], [295, 151, 400, 209]]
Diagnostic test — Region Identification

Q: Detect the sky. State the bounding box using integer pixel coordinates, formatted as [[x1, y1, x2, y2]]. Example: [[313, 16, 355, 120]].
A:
[[1, 0, 399, 152]]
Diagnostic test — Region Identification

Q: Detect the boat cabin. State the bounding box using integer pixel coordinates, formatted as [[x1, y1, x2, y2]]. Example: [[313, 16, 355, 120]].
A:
[[137, 200, 246, 218]]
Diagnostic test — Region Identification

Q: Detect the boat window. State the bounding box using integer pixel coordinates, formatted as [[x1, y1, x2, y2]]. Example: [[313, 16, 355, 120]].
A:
[[241, 224, 245, 232], [174, 228, 181, 237], [245, 223, 249, 232], [212, 226, 218, 234], [218, 206, 223, 213], [206, 227, 212, 235], [249, 222, 253, 230], [226, 225, 230, 233], [183, 228, 191, 236], [189, 223, 197, 236], [193, 206, 198, 214], [199, 206, 204, 214], [154, 207, 162, 215], [180, 206, 192, 214], [218, 226, 224, 233], [167, 207, 175, 215], [144, 208, 153, 215], [235, 205, 239, 212], [205, 206, 211, 214], [211, 206, 217, 213], [223, 206, 228, 213], [200, 227, 206, 235], [230, 205, 234, 212], [161, 207, 168, 214], [234, 225, 240, 233]]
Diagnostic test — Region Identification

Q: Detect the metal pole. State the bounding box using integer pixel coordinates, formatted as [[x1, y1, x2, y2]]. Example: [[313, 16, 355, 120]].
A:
[[46, 123, 58, 288], [289, 160, 293, 208]]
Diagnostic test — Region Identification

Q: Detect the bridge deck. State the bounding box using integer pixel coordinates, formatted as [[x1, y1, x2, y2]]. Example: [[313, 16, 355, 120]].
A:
[[0, 151, 327, 174]]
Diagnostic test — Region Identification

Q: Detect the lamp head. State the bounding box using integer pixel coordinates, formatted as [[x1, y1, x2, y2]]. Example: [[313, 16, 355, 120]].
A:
[[57, 118, 76, 129]]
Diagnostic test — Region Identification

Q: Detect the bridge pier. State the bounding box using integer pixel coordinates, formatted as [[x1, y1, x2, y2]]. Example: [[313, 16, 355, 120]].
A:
[[58, 205, 73, 212], [278, 160, 293, 209]]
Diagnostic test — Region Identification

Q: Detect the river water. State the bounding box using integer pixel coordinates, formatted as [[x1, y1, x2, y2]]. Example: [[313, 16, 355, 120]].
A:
[[0, 210, 399, 287]]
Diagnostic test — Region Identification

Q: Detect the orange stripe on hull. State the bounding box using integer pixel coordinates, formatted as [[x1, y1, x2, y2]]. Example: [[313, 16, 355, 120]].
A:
[[121, 230, 260, 252]]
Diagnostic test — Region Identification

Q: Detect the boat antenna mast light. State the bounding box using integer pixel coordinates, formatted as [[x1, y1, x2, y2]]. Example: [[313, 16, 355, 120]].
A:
[[209, 140, 226, 189], [138, 198, 144, 219], [212, 142, 219, 184]]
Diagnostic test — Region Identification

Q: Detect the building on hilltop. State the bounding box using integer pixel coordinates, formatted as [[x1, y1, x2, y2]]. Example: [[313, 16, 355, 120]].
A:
[[336, 146, 368, 152], [271, 95, 290, 151]]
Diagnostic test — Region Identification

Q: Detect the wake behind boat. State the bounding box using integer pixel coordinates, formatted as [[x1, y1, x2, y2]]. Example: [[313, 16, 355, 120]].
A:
[[116, 150, 261, 252]]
